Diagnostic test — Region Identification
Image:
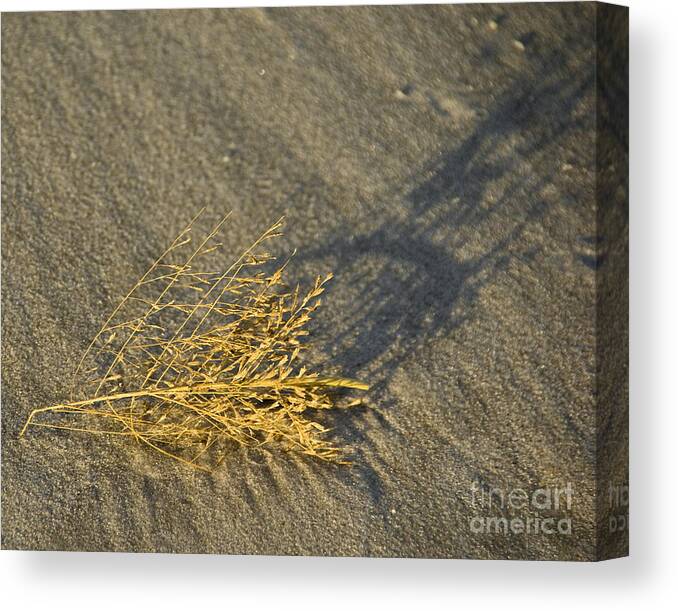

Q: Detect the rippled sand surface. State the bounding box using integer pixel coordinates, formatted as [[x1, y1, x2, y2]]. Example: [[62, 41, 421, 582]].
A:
[[2, 4, 625, 559]]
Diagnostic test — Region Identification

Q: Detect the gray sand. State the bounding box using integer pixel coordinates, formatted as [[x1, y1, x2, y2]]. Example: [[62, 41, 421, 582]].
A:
[[2, 4, 611, 559]]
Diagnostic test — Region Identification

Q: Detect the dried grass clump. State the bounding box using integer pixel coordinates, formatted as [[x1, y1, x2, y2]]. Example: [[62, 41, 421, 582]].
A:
[[20, 212, 367, 471]]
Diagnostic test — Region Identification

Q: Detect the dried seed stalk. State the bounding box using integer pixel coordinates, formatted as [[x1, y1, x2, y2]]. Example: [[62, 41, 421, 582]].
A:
[[20, 212, 367, 470]]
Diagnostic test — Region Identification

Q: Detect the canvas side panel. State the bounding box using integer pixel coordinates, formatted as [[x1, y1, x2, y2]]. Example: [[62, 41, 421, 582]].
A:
[[595, 1, 629, 561]]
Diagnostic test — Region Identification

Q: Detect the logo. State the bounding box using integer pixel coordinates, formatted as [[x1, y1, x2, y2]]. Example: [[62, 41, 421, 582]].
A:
[[469, 481, 574, 536]]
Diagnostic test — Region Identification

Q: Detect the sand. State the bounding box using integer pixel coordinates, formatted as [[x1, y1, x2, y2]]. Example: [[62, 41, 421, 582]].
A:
[[2, 4, 623, 559]]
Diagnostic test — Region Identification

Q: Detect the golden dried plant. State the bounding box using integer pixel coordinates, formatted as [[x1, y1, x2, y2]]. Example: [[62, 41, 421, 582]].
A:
[[20, 211, 368, 471]]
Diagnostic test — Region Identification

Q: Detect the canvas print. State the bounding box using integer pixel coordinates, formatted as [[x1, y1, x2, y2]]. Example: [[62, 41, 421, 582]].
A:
[[1, 2, 628, 560]]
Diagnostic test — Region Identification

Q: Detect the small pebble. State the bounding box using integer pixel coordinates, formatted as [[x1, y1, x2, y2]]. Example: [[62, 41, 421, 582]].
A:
[[395, 84, 415, 99], [488, 19, 499, 31], [513, 39, 525, 52]]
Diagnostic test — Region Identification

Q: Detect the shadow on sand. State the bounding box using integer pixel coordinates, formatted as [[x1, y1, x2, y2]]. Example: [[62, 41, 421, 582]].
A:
[[285, 45, 596, 504]]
